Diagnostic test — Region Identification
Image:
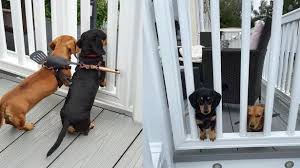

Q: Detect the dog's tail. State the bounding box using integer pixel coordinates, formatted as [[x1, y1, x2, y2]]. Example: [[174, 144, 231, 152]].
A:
[[47, 120, 69, 157]]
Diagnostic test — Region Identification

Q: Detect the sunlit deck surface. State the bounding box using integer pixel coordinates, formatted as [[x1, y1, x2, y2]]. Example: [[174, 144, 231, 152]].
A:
[[0, 73, 142, 168]]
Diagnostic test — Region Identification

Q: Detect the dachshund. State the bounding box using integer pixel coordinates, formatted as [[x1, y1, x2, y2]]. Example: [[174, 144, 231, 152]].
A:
[[47, 29, 107, 157], [247, 104, 265, 132], [189, 87, 221, 141], [0, 35, 79, 131]]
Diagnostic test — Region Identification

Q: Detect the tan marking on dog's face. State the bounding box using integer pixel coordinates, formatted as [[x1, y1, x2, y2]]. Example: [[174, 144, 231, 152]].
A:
[[101, 39, 107, 47], [198, 96, 212, 115], [248, 105, 265, 131]]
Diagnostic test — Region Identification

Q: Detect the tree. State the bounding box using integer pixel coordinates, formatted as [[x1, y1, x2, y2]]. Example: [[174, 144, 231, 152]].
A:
[[219, 0, 241, 28], [283, 0, 300, 14], [252, 0, 272, 26]]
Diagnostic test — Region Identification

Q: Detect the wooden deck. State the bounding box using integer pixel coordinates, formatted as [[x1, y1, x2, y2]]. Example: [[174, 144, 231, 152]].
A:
[[0, 77, 143, 168]]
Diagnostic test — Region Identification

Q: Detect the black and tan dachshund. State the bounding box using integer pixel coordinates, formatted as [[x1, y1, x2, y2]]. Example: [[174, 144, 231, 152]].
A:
[[47, 29, 107, 157], [189, 87, 221, 141]]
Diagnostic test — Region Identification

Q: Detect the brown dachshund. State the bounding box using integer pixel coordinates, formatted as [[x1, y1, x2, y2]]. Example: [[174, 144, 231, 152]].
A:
[[0, 35, 79, 131], [248, 104, 265, 132]]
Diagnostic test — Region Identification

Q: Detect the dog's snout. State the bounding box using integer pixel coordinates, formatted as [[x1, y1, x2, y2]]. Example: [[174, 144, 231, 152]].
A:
[[249, 124, 255, 128], [203, 105, 210, 114]]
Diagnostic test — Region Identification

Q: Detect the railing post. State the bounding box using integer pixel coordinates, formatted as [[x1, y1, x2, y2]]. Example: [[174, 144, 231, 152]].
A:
[[286, 20, 299, 94], [277, 24, 287, 89], [281, 22, 294, 92], [51, 0, 58, 38], [106, 0, 119, 91], [239, 0, 251, 137], [33, 0, 47, 53], [25, 0, 35, 54], [210, 0, 223, 138], [177, 0, 198, 140], [0, 1, 7, 59], [10, 0, 25, 64], [264, 0, 284, 136], [287, 23, 300, 135], [116, 0, 141, 108], [81, 0, 91, 34], [152, 0, 186, 146]]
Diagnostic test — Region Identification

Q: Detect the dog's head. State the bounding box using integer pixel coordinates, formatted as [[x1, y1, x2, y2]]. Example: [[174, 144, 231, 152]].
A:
[[248, 104, 264, 131], [76, 29, 107, 56], [50, 35, 80, 60], [189, 88, 221, 115]]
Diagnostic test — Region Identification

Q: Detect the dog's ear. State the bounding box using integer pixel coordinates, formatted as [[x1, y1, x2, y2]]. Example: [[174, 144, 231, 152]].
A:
[[188, 91, 198, 109], [212, 91, 221, 109], [49, 37, 58, 50], [66, 40, 80, 54], [76, 39, 82, 48]]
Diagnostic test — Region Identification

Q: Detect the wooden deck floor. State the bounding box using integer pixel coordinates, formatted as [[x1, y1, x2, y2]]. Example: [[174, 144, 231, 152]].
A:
[[0, 78, 143, 168]]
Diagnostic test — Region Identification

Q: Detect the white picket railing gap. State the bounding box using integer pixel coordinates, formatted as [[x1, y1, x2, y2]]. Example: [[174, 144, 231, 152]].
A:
[[0, 0, 135, 114], [148, 0, 300, 150]]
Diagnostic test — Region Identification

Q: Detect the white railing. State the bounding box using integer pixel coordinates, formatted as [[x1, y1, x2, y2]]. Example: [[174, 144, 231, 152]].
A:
[[263, 8, 300, 98], [220, 28, 242, 48], [0, 0, 137, 114], [148, 0, 300, 150]]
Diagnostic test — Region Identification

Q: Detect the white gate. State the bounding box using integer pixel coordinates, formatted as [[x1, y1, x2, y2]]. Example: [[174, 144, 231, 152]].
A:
[[147, 0, 300, 150], [0, 0, 140, 115]]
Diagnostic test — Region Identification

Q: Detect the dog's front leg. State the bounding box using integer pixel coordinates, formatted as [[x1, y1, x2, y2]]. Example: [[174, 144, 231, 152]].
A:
[[22, 122, 35, 131], [199, 127, 207, 140], [208, 118, 216, 141]]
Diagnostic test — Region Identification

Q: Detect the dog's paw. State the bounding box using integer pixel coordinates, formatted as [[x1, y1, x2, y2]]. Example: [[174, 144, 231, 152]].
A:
[[23, 123, 34, 131], [89, 122, 95, 129], [200, 134, 207, 141], [99, 79, 106, 87], [208, 129, 216, 141], [68, 126, 76, 134]]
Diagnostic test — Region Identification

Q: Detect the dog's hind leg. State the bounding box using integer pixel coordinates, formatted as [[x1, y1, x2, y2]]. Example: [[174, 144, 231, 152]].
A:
[[5, 105, 34, 131], [67, 126, 76, 134], [89, 122, 95, 129]]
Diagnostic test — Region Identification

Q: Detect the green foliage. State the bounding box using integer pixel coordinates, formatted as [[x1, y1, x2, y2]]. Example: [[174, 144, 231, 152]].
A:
[[252, 0, 272, 26], [96, 0, 107, 28], [219, 0, 241, 28], [2, 0, 10, 9], [283, 0, 300, 14]]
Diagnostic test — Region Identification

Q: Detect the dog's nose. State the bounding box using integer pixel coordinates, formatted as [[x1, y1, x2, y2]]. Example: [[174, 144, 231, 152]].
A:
[[250, 124, 255, 128]]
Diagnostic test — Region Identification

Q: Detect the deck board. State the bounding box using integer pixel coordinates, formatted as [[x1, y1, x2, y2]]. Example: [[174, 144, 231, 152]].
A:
[[0, 101, 103, 168], [48, 110, 142, 168], [115, 133, 143, 168]]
